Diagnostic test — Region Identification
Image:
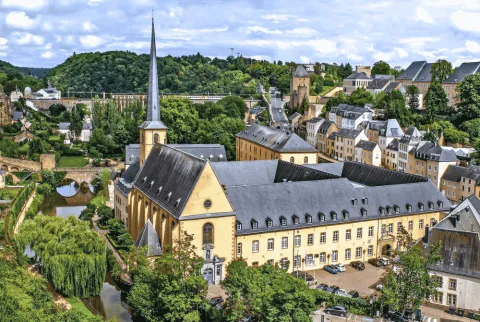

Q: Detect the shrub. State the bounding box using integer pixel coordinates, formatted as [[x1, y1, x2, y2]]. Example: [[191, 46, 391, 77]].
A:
[[314, 290, 371, 315]]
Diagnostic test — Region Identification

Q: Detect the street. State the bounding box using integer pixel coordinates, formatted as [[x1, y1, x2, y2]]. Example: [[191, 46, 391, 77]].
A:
[[268, 87, 288, 126]]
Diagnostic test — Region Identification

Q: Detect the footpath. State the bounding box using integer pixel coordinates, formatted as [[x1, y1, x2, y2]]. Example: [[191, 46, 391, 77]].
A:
[[13, 188, 36, 235]]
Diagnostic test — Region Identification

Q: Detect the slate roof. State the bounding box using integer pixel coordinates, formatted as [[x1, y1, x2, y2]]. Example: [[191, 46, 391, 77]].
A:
[[211, 160, 278, 187], [305, 163, 345, 176], [442, 165, 480, 183], [345, 72, 370, 79], [288, 112, 301, 121], [318, 120, 336, 134], [386, 138, 399, 151], [82, 122, 92, 130], [231, 178, 450, 236], [337, 128, 363, 139], [133, 144, 208, 218], [115, 159, 140, 195], [307, 117, 323, 124], [327, 132, 338, 140], [135, 219, 162, 256], [384, 82, 403, 93], [366, 78, 390, 90], [367, 120, 386, 131], [399, 127, 422, 144], [397, 61, 427, 81], [125, 144, 140, 165], [168, 144, 227, 162], [414, 63, 433, 82], [355, 140, 377, 151], [293, 65, 309, 77], [410, 141, 458, 162], [249, 107, 266, 115], [236, 124, 318, 153], [380, 119, 404, 137], [11, 111, 23, 121], [330, 104, 370, 116], [444, 62, 480, 84]]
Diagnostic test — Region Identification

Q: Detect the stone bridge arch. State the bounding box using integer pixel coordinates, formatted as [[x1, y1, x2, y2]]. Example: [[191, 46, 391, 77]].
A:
[[55, 167, 112, 184]]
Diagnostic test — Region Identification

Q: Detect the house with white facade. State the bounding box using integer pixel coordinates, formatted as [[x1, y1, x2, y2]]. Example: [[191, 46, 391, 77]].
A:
[[398, 127, 423, 172], [33, 87, 61, 99], [378, 119, 404, 165], [59, 122, 92, 143], [306, 117, 325, 148], [328, 104, 373, 130]]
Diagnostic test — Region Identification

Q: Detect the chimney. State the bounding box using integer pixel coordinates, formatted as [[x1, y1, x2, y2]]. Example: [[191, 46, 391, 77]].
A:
[[423, 225, 430, 243]]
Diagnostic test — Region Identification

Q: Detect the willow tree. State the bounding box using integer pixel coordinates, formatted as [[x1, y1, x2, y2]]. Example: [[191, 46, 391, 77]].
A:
[[15, 215, 107, 298]]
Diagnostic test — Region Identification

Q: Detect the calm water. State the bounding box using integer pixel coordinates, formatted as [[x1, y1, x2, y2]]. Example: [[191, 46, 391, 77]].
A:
[[41, 180, 95, 217]]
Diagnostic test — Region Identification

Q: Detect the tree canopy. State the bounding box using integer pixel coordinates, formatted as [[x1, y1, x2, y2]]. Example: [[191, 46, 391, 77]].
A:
[[458, 73, 480, 121], [431, 59, 452, 83]]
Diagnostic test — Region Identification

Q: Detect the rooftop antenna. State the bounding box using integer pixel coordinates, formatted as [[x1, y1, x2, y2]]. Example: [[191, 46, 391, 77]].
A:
[[230, 48, 234, 57]]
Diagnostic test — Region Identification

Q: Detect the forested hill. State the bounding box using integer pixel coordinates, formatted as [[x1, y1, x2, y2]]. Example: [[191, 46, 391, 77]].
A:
[[0, 60, 45, 93], [47, 51, 297, 95]]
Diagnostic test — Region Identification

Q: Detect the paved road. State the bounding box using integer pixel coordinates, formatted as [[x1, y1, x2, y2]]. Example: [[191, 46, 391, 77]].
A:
[[267, 87, 288, 127]]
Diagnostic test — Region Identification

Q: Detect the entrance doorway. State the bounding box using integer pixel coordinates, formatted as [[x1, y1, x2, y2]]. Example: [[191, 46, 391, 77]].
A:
[[202, 268, 213, 284], [382, 244, 392, 256]]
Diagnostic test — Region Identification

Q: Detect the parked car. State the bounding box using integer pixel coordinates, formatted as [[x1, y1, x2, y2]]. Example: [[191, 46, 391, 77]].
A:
[[335, 263, 346, 272], [368, 258, 383, 267], [291, 271, 317, 286], [325, 306, 348, 317], [386, 311, 409, 322], [379, 257, 390, 266], [335, 289, 352, 298], [348, 290, 360, 298], [209, 296, 224, 308], [316, 283, 329, 291], [350, 261, 365, 270], [330, 285, 340, 293], [324, 265, 340, 274]]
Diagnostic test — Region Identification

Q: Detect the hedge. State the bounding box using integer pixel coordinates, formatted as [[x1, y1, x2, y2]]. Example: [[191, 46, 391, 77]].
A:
[[314, 290, 371, 315]]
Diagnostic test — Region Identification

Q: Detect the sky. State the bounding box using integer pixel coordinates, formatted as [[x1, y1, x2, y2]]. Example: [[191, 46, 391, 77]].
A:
[[0, 0, 480, 68]]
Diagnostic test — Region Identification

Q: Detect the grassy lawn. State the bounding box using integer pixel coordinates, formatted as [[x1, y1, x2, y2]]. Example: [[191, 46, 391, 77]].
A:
[[319, 86, 335, 96], [57, 156, 89, 168], [90, 190, 109, 207], [67, 297, 99, 319], [48, 135, 61, 142]]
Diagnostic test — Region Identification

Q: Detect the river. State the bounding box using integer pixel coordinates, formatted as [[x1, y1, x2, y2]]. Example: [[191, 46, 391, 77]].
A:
[[41, 179, 136, 322]]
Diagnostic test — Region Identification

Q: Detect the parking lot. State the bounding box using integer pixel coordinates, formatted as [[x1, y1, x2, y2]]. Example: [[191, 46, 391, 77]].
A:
[[308, 263, 387, 296]]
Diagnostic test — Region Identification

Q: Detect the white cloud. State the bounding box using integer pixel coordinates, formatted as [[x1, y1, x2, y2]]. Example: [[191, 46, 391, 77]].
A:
[[346, 53, 362, 61], [452, 11, 480, 33], [296, 18, 308, 22], [79, 35, 104, 48], [0, 38, 7, 46], [286, 28, 317, 37], [466, 40, 480, 53], [373, 48, 408, 61], [83, 21, 96, 32], [245, 26, 281, 34], [415, 7, 434, 24], [300, 56, 310, 63], [399, 37, 440, 48], [43, 43, 52, 50], [42, 22, 52, 31], [5, 11, 36, 29], [13, 32, 44, 45], [1, 0, 47, 11], [0, 52, 7, 57], [366, 2, 392, 9], [88, 0, 103, 5], [262, 14, 291, 22], [40, 51, 54, 59]]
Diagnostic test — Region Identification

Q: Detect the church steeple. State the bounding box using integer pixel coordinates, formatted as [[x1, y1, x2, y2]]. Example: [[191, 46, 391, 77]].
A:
[[139, 17, 168, 166]]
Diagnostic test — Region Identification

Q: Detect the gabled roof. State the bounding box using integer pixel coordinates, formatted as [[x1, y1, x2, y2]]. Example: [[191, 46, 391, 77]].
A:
[[318, 120, 336, 134], [337, 128, 363, 139], [211, 160, 278, 187], [386, 138, 399, 151], [346, 72, 370, 79], [288, 112, 301, 121], [307, 117, 323, 124], [366, 78, 390, 90], [397, 61, 427, 81], [133, 144, 207, 218], [384, 81, 403, 93], [355, 140, 377, 151], [414, 63, 433, 82], [236, 124, 318, 153], [442, 165, 480, 183], [330, 103, 370, 116], [168, 144, 226, 162], [11, 111, 24, 121], [367, 120, 386, 131], [411, 141, 458, 162], [135, 219, 162, 256], [399, 126, 422, 144], [293, 65, 309, 77], [380, 119, 404, 138], [444, 62, 480, 84]]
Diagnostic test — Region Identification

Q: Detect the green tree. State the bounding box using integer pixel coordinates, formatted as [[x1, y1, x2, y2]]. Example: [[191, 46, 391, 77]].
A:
[[371, 60, 391, 75], [216, 95, 248, 119], [348, 87, 373, 106], [375, 90, 411, 126], [222, 260, 316, 322], [460, 118, 480, 141], [424, 82, 448, 121], [128, 232, 208, 322], [325, 92, 347, 112], [431, 59, 452, 83], [160, 97, 199, 144], [458, 73, 480, 121], [380, 244, 442, 313], [405, 85, 420, 110]]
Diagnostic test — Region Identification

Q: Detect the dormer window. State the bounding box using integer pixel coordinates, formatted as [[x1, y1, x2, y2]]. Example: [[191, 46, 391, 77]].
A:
[[406, 204, 412, 212], [318, 213, 325, 222], [251, 219, 258, 230], [437, 201, 443, 208], [428, 201, 434, 210], [394, 205, 400, 214], [305, 214, 312, 224], [342, 210, 349, 219], [362, 197, 368, 205], [418, 202, 424, 211], [280, 217, 287, 226], [166, 192, 172, 201], [292, 215, 299, 225], [351, 198, 358, 206], [149, 180, 154, 188], [266, 218, 273, 228], [236, 221, 242, 231], [361, 208, 367, 217], [331, 211, 337, 221], [379, 207, 385, 216], [387, 206, 393, 215], [174, 198, 181, 208], [156, 186, 163, 195], [142, 176, 147, 183]]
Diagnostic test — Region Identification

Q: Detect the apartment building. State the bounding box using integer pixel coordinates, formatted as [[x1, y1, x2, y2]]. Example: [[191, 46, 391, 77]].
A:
[[355, 140, 381, 167], [366, 75, 395, 95], [306, 117, 325, 148], [378, 119, 404, 165], [343, 72, 372, 96], [334, 128, 368, 161], [398, 127, 423, 172], [397, 61, 433, 96], [328, 104, 373, 130], [365, 120, 386, 144], [442, 62, 480, 106], [385, 139, 399, 170], [317, 120, 338, 156], [441, 165, 480, 203]]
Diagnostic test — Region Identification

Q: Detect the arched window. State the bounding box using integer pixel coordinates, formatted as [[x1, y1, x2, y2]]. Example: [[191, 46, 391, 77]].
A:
[[290, 157, 295, 163], [203, 223, 213, 244], [304, 156, 308, 164], [154, 133, 160, 143]]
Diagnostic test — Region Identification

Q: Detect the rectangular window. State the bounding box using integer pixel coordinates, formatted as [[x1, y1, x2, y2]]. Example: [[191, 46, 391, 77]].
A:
[[388, 223, 393, 233], [295, 235, 301, 247], [368, 245, 373, 256], [345, 248, 351, 260], [346, 229, 351, 241], [252, 240, 259, 253], [332, 250, 338, 262], [447, 294, 457, 306], [306, 254, 313, 266], [320, 232, 326, 244], [356, 247, 362, 258], [320, 252, 326, 263], [267, 238, 274, 251], [281, 237, 288, 249], [432, 292, 443, 304], [419, 220, 424, 229], [368, 226, 374, 237], [408, 221, 413, 231], [397, 222, 403, 232], [307, 234, 313, 246], [237, 243, 242, 255], [357, 228, 363, 239], [449, 279, 457, 290], [333, 231, 339, 242], [294, 255, 301, 268]]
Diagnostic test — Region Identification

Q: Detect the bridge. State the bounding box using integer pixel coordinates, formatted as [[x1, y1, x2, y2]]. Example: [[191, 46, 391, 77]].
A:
[[29, 98, 94, 111], [55, 167, 107, 183], [0, 156, 42, 172]]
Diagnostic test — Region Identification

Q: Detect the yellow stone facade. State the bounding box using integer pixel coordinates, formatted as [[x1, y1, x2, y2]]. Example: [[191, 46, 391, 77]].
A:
[[139, 128, 167, 166]]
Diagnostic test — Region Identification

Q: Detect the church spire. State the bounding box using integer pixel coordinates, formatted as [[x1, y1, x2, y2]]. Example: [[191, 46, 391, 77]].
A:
[[139, 17, 166, 129]]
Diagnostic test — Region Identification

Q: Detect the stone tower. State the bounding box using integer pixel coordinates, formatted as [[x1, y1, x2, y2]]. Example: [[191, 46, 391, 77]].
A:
[[290, 65, 310, 110], [139, 18, 168, 167]]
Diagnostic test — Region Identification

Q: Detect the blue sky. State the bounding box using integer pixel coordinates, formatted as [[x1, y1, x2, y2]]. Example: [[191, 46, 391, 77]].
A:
[[0, 0, 480, 68]]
